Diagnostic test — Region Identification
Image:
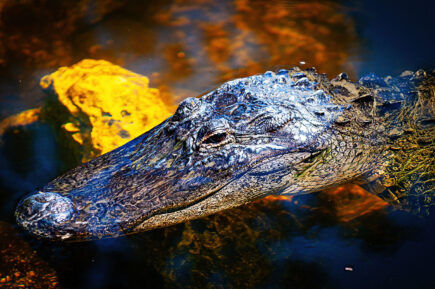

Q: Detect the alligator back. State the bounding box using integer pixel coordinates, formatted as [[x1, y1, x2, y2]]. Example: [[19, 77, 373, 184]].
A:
[[322, 69, 434, 214]]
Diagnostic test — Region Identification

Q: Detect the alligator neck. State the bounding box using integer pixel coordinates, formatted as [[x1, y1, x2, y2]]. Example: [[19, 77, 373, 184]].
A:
[[354, 71, 435, 213]]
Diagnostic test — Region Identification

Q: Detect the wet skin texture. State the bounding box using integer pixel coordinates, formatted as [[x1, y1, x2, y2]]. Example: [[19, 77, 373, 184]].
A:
[[15, 67, 434, 241]]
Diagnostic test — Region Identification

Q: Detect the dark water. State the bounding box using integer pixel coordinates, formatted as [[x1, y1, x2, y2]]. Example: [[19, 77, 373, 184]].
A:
[[0, 0, 434, 288]]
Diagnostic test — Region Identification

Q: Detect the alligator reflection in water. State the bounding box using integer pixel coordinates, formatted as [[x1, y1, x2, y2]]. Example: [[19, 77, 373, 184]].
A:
[[137, 190, 413, 288]]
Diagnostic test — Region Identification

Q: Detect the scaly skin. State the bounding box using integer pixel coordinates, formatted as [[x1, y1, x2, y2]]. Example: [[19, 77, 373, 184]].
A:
[[15, 67, 434, 241]]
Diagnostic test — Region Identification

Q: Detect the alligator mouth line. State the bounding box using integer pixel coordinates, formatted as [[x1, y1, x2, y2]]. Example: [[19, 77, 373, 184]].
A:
[[132, 147, 316, 231], [134, 125, 326, 229]]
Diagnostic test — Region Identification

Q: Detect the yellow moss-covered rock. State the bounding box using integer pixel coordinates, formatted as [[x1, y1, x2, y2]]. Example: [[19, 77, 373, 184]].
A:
[[40, 59, 173, 161]]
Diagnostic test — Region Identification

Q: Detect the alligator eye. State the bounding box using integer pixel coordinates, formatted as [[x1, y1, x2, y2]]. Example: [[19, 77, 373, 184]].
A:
[[203, 132, 227, 145], [198, 118, 232, 149]]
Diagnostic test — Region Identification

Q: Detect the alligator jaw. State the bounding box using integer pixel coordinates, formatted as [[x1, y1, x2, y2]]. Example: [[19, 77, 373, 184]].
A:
[[134, 151, 314, 233], [14, 138, 314, 241]]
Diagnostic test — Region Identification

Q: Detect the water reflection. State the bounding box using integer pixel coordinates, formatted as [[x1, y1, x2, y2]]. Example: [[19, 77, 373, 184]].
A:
[[0, 1, 434, 289], [16, 189, 426, 289], [0, 0, 358, 118], [0, 124, 432, 288]]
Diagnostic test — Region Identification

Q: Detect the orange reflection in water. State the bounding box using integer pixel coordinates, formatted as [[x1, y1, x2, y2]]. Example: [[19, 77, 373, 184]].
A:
[[260, 184, 388, 223], [154, 0, 358, 88], [0, 0, 359, 117], [262, 195, 293, 202], [320, 184, 388, 222]]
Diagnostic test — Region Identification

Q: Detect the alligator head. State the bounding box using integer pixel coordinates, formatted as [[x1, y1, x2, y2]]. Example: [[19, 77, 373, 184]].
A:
[[16, 69, 347, 240]]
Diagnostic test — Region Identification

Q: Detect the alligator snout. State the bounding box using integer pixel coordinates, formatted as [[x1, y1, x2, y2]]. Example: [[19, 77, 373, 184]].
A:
[[15, 192, 75, 239]]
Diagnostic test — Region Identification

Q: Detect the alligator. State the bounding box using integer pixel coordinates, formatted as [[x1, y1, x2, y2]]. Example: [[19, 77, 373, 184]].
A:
[[15, 67, 434, 241]]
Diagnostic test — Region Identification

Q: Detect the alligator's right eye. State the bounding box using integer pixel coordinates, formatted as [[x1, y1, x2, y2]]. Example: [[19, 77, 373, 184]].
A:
[[197, 118, 232, 149], [199, 130, 233, 150], [203, 132, 227, 145]]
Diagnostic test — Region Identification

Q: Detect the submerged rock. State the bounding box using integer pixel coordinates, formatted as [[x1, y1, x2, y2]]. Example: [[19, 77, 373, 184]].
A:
[[40, 59, 173, 161], [0, 108, 41, 137], [0, 59, 173, 163]]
